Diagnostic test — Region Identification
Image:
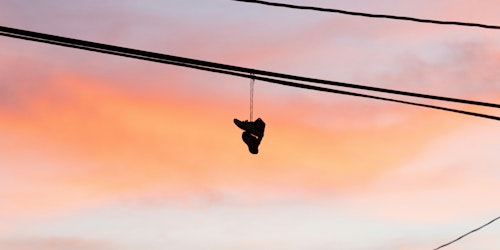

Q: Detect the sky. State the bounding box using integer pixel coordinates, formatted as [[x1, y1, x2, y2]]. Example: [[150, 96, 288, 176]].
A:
[[0, 0, 499, 249]]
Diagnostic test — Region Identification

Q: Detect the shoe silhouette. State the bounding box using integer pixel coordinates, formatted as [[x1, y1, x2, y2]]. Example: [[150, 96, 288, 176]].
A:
[[233, 118, 265, 137], [234, 118, 266, 154]]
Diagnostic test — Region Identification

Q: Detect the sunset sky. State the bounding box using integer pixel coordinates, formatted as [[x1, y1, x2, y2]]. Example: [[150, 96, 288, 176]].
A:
[[1, 0, 500, 249]]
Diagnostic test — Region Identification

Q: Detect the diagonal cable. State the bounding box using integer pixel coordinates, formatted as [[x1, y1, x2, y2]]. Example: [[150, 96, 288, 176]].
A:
[[232, 0, 500, 30], [1, 25, 498, 109], [0, 27, 499, 121], [433, 215, 500, 249]]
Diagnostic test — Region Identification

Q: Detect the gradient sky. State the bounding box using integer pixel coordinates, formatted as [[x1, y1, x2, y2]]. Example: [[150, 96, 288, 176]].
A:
[[1, 1, 500, 249]]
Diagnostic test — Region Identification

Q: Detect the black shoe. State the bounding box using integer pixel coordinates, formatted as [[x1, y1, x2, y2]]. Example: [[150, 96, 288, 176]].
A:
[[234, 118, 265, 138], [242, 132, 259, 154]]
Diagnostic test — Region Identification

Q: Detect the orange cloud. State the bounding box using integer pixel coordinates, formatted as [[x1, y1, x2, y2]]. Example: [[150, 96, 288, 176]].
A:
[[0, 67, 481, 221]]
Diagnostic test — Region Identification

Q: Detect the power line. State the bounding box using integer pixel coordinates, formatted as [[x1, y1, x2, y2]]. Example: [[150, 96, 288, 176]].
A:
[[0, 26, 499, 121], [1, 26, 498, 109], [232, 0, 500, 30], [433, 215, 500, 249]]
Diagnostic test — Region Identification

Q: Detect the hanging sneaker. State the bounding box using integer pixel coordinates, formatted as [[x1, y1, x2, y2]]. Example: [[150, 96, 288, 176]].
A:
[[242, 131, 259, 154], [233, 118, 265, 138]]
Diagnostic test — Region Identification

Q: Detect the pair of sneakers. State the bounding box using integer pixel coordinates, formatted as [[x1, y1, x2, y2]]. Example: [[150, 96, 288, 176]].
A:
[[234, 118, 265, 154]]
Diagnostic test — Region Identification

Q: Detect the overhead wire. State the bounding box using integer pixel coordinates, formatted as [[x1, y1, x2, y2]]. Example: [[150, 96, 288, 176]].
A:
[[433, 215, 500, 249], [1, 25, 498, 109], [232, 0, 500, 30], [0, 26, 499, 121]]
